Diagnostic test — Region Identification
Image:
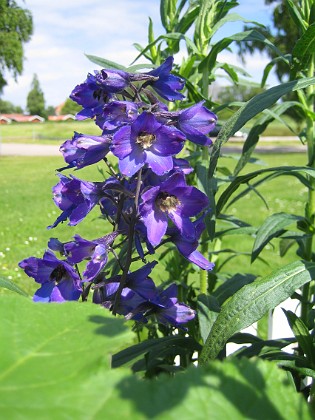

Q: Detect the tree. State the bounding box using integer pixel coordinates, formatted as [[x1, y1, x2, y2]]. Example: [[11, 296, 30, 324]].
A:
[[0, 0, 33, 93], [46, 105, 56, 116], [26, 74, 46, 117], [0, 99, 23, 113], [238, 0, 300, 82], [219, 84, 266, 104], [60, 98, 82, 115]]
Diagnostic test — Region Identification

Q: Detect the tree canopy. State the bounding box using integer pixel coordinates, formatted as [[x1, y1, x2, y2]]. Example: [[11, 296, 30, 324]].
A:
[[0, 0, 33, 93]]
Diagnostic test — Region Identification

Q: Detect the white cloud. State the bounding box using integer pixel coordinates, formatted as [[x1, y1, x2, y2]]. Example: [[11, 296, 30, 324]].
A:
[[3, 0, 275, 108]]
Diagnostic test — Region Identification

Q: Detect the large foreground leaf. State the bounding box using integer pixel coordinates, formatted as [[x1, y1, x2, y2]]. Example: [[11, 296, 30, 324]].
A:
[[200, 261, 315, 363], [0, 296, 311, 419]]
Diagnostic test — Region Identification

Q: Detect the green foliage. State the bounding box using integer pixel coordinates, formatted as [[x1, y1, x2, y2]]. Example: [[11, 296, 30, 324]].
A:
[[218, 84, 266, 104], [0, 0, 33, 92], [26, 74, 47, 118], [60, 97, 82, 115], [200, 261, 315, 363], [0, 295, 311, 419], [0, 99, 23, 113]]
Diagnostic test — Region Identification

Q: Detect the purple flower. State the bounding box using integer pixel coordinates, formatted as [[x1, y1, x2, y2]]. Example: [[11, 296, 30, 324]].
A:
[[167, 217, 214, 270], [147, 57, 185, 101], [111, 111, 185, 177], [126, 283, 195, 327], [64, 233, 117, 281], [139, 172, 209, 246], [93, 262, 158, 312], [59, 132, 111, 170], [96, 100, 139, 131], [177, 102, 217, 146], [70, 69, 130, 119], [19, 250, 82, 302], [48, 174, 104, 228]]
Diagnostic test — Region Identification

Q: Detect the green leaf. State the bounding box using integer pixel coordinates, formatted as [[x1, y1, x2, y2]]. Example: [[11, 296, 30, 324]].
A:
[[233, 101, 300, 176], [1, 296, 311, 418], [216, 166, 315, 216], [199, 30, 286, 74], [0, 295, 133, 405], [84, 54, 127, 70], [283, 309, 315, 365], [200, 260, 315, 363], [99, 358, 312, 420], [209, 76, 315, 177], [252, 213, 305, 262], [286, 0, 308, 32], [112, 336, 201, 368], [211, 13, 265, 36], [148, 17, 157, 61], [0, 276, 29, 297], [197, 294, 220, 344], [213, 273, 256, 305], [293, 23, 315, 60]]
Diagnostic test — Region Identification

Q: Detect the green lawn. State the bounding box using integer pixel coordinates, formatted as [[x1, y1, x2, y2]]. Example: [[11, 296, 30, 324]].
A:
[[0, 120, 100, 144], [0, 153, 308, 296]]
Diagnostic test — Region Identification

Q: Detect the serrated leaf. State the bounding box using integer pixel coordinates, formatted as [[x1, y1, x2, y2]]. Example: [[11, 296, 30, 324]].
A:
[[252, 213, 305, 262], [200, 260, 315, 363]]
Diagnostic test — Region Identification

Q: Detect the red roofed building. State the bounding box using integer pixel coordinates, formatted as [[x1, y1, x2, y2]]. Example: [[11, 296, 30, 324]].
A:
[[0, 114, 45, 124]]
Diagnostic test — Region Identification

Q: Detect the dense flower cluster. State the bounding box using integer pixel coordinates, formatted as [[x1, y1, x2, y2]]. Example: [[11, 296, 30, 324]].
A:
[[19, 57, 217, 328]]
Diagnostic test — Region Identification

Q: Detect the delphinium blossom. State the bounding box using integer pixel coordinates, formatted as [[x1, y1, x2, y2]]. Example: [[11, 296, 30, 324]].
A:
[[19, 56, 217, 331]]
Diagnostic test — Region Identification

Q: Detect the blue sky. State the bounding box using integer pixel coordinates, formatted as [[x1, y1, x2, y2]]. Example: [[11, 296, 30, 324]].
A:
[[3, 0, 276, 109]]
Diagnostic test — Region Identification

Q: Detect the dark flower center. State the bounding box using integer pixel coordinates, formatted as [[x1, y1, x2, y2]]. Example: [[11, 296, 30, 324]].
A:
[[50, 265, 67, 283], [136, 132, 156, 149], [156, 192, 180, 212]]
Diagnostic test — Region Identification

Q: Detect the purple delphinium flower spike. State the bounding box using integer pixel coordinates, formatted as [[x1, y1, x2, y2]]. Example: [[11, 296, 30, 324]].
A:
[[93, 262, 158, 312], [111, 111, 185, 177], [19, 250, 82, 302], [177, 101, 217, 146], [59, 132, 111, 170], [70, 69, 130, 120], [125, 283, 195, 327], [147, 57, 185, 101], [139, 171, 209, 246], [48, 174, 104, 228], [96, 100, 139, 131], [167, 217, 214, 270], [64, 232, 118, 281]]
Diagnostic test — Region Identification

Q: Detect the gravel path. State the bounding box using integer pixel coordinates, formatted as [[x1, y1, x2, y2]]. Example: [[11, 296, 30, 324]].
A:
[[0, 139, 306, 157]]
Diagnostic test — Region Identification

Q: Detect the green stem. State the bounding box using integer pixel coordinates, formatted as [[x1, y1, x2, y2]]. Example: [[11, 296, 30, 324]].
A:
[[301, 51, 315, 335]]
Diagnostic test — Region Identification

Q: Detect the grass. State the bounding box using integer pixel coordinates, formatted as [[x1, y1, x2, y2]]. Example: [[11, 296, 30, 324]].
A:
[[0, 120, 100, 144], [0, 152, 308, 296]]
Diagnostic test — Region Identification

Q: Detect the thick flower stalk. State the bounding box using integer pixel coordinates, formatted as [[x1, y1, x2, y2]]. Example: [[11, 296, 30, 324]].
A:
[[19, 57, 217, 330]]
